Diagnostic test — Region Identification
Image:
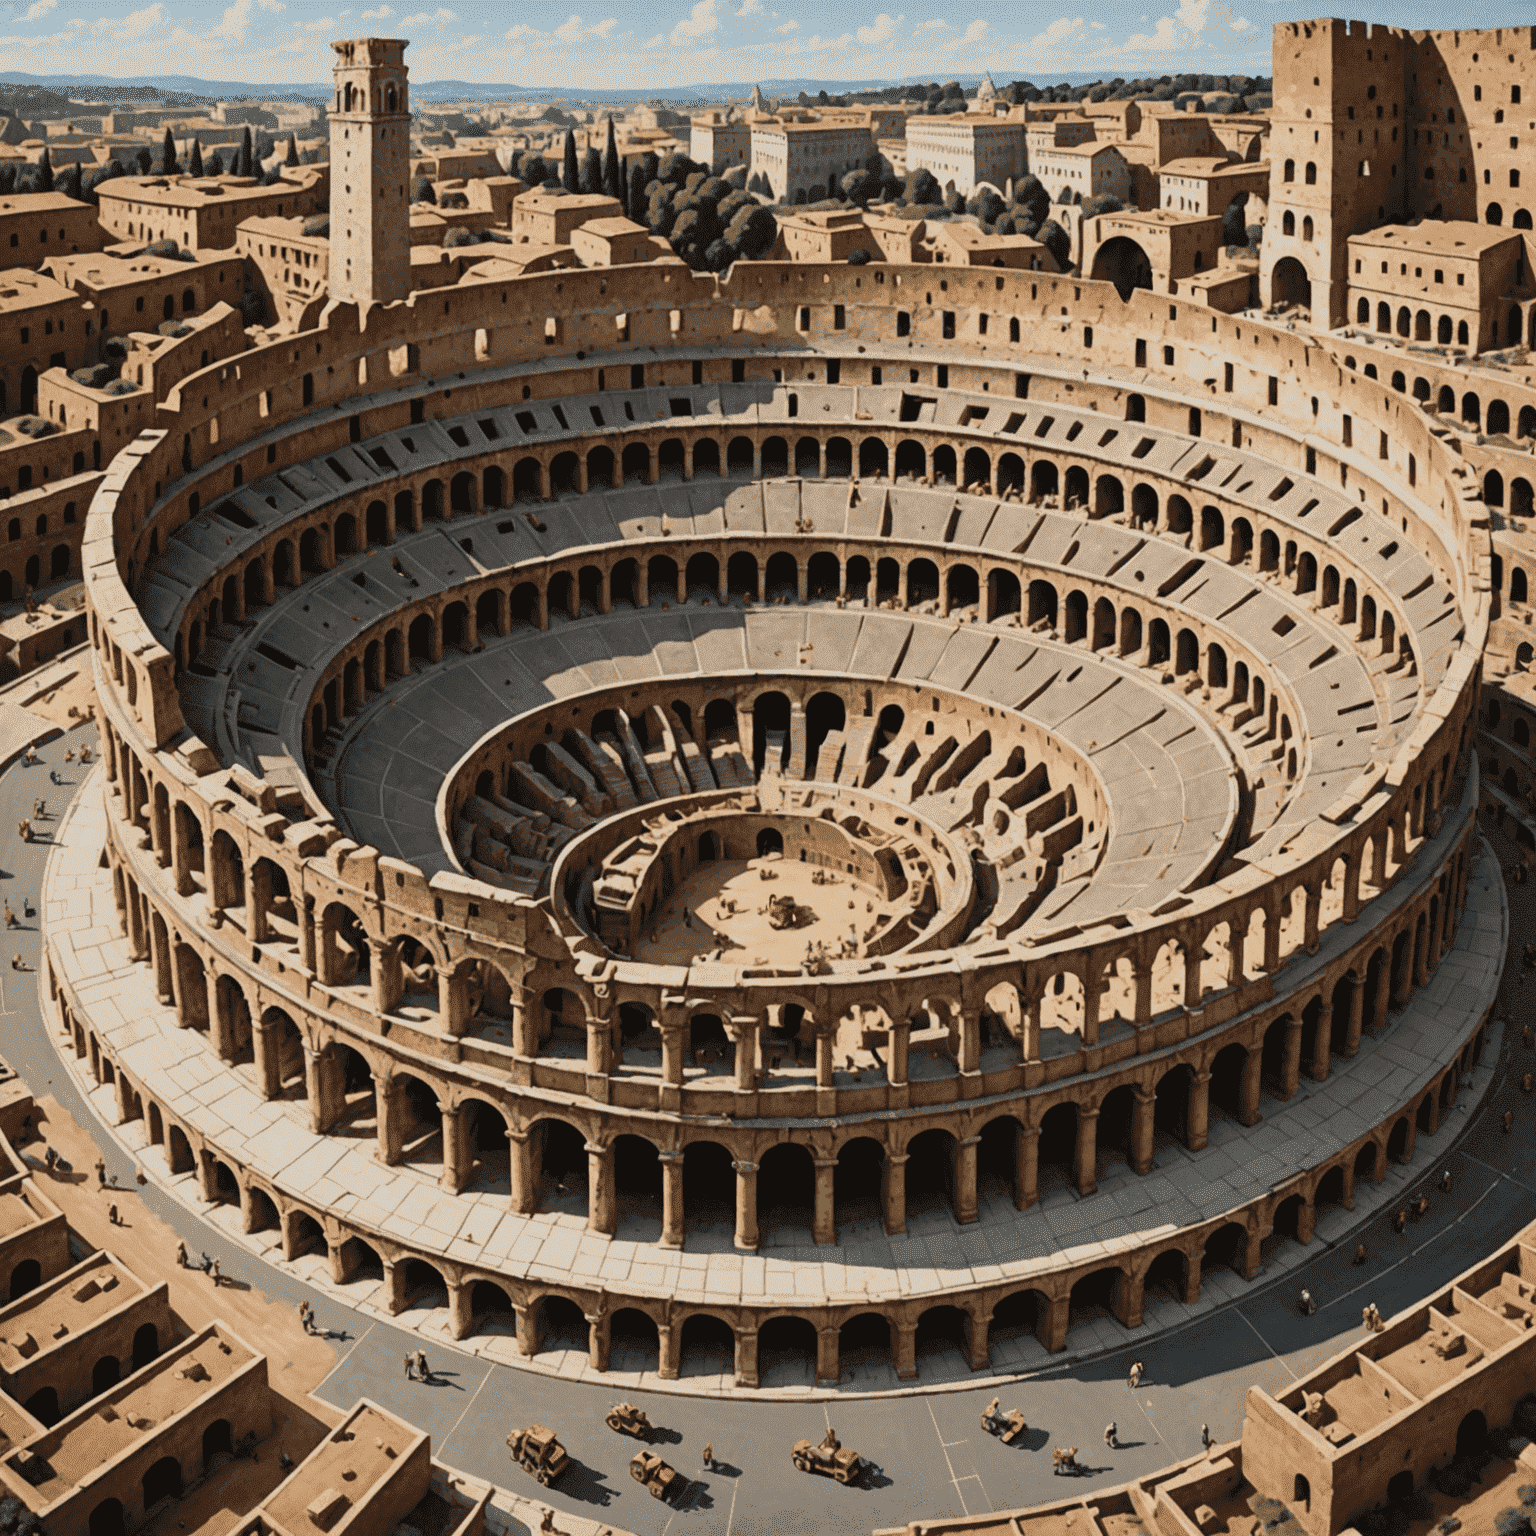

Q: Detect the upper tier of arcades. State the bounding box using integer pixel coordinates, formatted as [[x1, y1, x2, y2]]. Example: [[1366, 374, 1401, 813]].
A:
[[81, 261, 1491, 1044]]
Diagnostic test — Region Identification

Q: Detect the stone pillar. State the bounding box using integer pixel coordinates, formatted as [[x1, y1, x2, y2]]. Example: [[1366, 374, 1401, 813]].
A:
[[1131, 1086, 1156, 1174], [113, 1069, 132, 1125], [1183, 945, 1203, 1011], [299, 898, 317, 976], [957, 1010, 981, 1075], [1015, 1125, 1039, 1210], [1041, 1293, 1070, 1353], [1311, 1009, 1331, 1082], [586, 1019, 613, 1080], [303, 1046, 327, 1134], [1242, 1225, 1263, 1280], [587, 1307, 610, 1372], [382, 1258, 407, 1314], [816, 1326, 839, 1387], [246, 859, 271, 945], [1372, 965, 1391, 1032], [376, 1076, 405, 1166], [437, 966, 469, 1036], [447, 1281, 474, 1341], [509, 1128, 535, 1213], [1074, 1107, 1099, 1197], [966, 1312, 990, 1372], [1187, 1069, 1211, 1151], [661, 1028, 685, 1088], [1345, 972, 1364, 1055], [587, 1140, 616, 1234], [813, 1157, 837, 1244], [252, 1020, 281, 1100], [894, 1320, 918, 1381], [954, 1135, 979, 1225], [439, 1105, 466, 1193], [734, 1327, 759, 1389], [731, 1018, 758, 1092], [887, 1022, 910, 1087], [1303, 884, 1322, 953], [658, 1321, 679, 1380], [207, 971, 233, 1060], [1297, 1198, 1316, 1245], [1240, 1044, 1263, 1125], [882, 1150, 907, 1236], [126, 884, 147, 959], [1263, 904, 1281, 973], [1282, 1017, 1303, 1098], [660, 1151, 685, 1249], [734, 1160, 759, 1250], [815, 1029, 834, 1088]]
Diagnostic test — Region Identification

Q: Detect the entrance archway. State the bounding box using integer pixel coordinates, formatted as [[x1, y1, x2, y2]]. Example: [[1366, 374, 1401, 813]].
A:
[[1091, 236, 1153, 300], [1271, 256, 1311, 309]]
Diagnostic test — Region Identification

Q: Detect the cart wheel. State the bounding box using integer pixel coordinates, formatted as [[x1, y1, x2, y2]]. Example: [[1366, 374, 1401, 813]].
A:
[[649, 1484, 664, 1499]]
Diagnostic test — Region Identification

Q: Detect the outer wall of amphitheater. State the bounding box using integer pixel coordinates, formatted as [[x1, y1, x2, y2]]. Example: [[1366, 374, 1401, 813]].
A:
[[55, 255, 1498, 1389]]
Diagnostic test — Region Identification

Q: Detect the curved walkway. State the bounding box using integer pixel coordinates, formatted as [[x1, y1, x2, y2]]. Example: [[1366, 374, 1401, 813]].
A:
[[16, 738, 1536, 1536]]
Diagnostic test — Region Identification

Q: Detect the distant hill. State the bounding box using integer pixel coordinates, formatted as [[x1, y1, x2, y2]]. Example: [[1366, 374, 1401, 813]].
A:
[[0, 67, 1131, 106]]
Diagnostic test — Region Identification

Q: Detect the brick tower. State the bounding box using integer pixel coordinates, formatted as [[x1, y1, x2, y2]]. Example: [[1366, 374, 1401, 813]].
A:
[[329, 37, 411, 308], [1261, 19, 1408, 326]]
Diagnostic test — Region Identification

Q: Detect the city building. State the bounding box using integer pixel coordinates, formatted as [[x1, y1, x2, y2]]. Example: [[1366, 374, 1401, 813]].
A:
[[749, 120, 875, 204], [0, 194, 104, 269], [511, 189, 622, 246], [905, 116, 1025, 198], [94, 170, 327, 252], [1029, 141, 1132, 206], [690, 111, 752, 170]]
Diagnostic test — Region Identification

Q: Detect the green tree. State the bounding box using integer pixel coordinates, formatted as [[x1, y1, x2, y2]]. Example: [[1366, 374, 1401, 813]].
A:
[[161, 127, 179, 175], [238, 127, 254, 177], [188, 138, 204, 177], [1012, 173, 1049, 223], [602, 117, 621, 204], [906, 167, 941, 204], [61, 159, 81, 199], [967, 187, 1005, 223], [1080, 192, 1122, 222], [841, 168, 877, 205], [135, 146, 152, 175], [1036, 218, 1070, 268], [847, 247, 871, 264], [35, 145, 52, 193], [285, 132, 299, 167], [627, 162, 648, 216], [562, 128, 579, 192], [580, 145, 602, 195], [410, 177, 436, 203], [523, 153, 547, 188], [0, 165, 14, 196], [207, 149, 224, 176], [723, 201, 776, 258]]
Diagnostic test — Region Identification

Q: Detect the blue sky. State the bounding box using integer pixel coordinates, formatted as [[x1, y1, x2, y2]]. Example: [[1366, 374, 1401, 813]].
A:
[[0, 0, 1528, 89]]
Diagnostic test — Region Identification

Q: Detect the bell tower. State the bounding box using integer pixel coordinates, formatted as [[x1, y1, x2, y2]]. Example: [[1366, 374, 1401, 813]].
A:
[[329, 37, 411, 308]]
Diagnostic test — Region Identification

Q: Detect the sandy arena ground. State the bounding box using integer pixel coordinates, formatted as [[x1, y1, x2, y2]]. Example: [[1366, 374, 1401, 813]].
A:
[[629, 855, 880, 966]]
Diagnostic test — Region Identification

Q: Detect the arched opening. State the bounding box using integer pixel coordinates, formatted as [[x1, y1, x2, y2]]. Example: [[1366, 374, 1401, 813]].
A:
[[752, 690, 791, 774], [757, 1315, 817, 1387], [915, 1304, 970, 1373], [1271, 256, 1311, 309], [838, 1311, 890, 1381], [609, 1308, 660, 1372], [679, 1312, 735, 1378], [202, 1419, 233, 1470], [1091, 236, 1153, 299], [141, 1457, 182, 1511], [93, 1353, 121, 1395]]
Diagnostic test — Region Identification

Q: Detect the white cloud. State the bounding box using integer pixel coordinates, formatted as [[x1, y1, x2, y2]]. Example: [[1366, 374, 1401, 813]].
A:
[[1029, 14, 1083, 50], [505, 21, 540, 37], [670, 0, 717, 45], [957, 17, 985, 42], [589, 17, 616, 36], [914, 16, 946, 30], [1117, 15, 1180, 51], [776, 19, 796, 29], [1230, 15, 1253, 30], [400, 5, 454, 25], [213, 0, 284, 44], [303, 15, 335, 29], [19, 0, 56, 23], [98, 4, 167, 42], [642, 30, 664, 46], [553, 12, 585, 40], [856, 11, 900, 45], [737, 0, 764, 14], [360, 3, 392, 16], [1176, 0, 1209, 32]]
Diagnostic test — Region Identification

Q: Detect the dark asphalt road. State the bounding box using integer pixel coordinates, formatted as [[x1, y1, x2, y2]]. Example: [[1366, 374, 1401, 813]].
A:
[[8, 737, 1533, 1536]]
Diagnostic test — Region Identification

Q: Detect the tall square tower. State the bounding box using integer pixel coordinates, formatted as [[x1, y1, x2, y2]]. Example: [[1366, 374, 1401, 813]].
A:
[[329, 37, 411, 308]]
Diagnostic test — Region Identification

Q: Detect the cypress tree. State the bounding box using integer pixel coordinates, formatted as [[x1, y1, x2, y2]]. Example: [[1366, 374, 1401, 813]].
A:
[[189, 138, 204, 177], [239, 126, 253, 178], [207, 149, 224, 176], [35, 146, 52, 193], [562, 127, 579, 193], [603, 116, 621, 204], [627, 161, 647, 219], [580, 146, 602, 194], [161, 126, 179, 174], [62, 159, 82, 199], [285, 132, 299, 167]]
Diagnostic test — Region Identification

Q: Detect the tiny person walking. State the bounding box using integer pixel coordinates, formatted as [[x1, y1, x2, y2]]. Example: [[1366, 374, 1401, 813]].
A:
[[703, 1442, 714, 1470], [404, 1354, 415, 1380], [209, 1257, 221, 1286], [1128, 1360, 1144, 1389], [1201, 1423, 1212, 1452], [108, 1203, 118, 1226], [1104, 1422, 1118, 1449]]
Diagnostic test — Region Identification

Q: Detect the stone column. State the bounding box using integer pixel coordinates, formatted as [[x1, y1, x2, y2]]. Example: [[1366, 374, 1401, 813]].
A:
[[813, 1156, 837, 1244], [1131, 1086, 1156, 1174], [815, 1029, 834, 1088], [734, 1328, 759, 1389], [1303, 884, 1322, 953], [382, 1258, 407, 1315], [1372, 965, 1391, 1032], [437, 966, 469, 1036], [816, 1326, 839, 1387], [303, 1046, 327, 1134], [252, 1020, 281, 1100], [1344, 972, 1364, 1055], [586, 1019, 613, 1079], [113, 1069, 132, 1125], [882, 1150, 908, 1236], [658, 1321, 679, 1380], [1074, 1107, 1099, 1197], [957, 1010, 980, 1075], [246, 859, 270, 945], [954, 1136, 979, 1225], [894, 1320, 918, 1381], [731, 1017, 758, 1092], [887, 1021, 910, 1087], [586, 1307, 610, 1372], [509, 1128, 535, 1213], [1282, 1017, 1303, 1098], [1310, 1009, 1331, 1082], [207, 971, 233, 1060], [376, 1076, 405, 1166], [660, 1151, 685, 1249], [587, 1140, 616, 1234], [440, 1105, 466, 1193], [1040, 1293, 1070, 1353], [1240, 1045, 1263, 1125], [734, 1159, 759, 1250], [1183, 945, 1203, 1011], [1015, 1125, 1039, 1210], [661, 1028, 685, 1088], [299, 898, 317, 976], [1187, 1069, 1211, 1151], [514, 1304, 540, 1355]]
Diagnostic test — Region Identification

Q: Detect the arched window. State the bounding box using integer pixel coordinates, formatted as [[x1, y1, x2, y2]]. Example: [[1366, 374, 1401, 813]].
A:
[[1304, 162, 1317, 184], [1282, 211, 1295, 236], [1302, 215, 1313, 241], [1283, 159, 1295, 182]]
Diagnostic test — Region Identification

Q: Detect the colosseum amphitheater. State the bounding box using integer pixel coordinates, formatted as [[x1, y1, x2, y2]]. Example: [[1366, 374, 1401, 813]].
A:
[[41, 35, 1510, 1417]]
